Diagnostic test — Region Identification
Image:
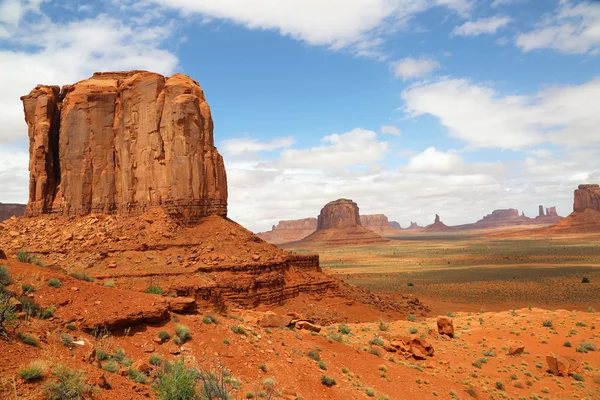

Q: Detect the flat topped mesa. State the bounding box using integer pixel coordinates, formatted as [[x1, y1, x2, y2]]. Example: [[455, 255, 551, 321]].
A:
[[21, 71, 227, 224], [317, 198, 361, 230]]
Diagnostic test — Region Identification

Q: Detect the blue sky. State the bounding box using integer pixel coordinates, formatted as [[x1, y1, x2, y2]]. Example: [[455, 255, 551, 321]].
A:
[[1, 0, 600, 231]]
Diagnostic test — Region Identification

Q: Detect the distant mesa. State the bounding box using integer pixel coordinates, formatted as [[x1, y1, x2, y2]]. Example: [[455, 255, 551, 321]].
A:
[[405, 221, 424, 231], [547, 184, 600, 233], [360, 214, 403, 236], [0, 203, 26, 222], [299, 199, 388, 245], [21, 71, 227, 225], [423, 214, 450, 232], [257, 218, 317, 244]]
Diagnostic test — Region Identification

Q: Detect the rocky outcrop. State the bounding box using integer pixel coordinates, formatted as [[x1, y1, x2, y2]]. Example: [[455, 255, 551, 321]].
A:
[[317, 199, 360, 230], [360, 214, 402, 236], [481, 209, 519, 221], [301, 199, 387, 245], [405, 222, 423, 231], [0, 203, 26, 222], [546, 354, 580, 376], [424, 214, 450, 232], [388, 221, 402, 230], [547, 206, 558, 217], [257, 218, 317, 244], [574, 184, 600, 213], [21, 71, 227, 225]]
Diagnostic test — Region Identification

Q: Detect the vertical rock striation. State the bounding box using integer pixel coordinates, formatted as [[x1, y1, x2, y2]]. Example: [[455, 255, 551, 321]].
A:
[[21, 71, 227, 224], [574, 184, 600, 213], [317, 199, 361, 230]]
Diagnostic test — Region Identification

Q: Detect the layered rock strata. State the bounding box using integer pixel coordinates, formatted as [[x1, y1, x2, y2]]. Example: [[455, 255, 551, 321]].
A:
[[360, 214, 402, 236], [21, 71, 227, 225], [0, 203, 26, 222], [546, 184, 600, 233], [257, 218, 317, 244], [317, 199, 361, 230]]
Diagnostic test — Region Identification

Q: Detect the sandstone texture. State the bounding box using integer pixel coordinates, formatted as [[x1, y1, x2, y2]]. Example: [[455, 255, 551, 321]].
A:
[[574, 184, 600, 213], [317, 199, 360, 230], [22, 71, 227, 225], [546, 184, 600, 233], [257, 218, 317, 244], [360, 214, 402, 236], [0, 203, 26, 222]]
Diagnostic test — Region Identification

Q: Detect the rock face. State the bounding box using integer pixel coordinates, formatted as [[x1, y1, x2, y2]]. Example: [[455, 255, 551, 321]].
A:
[[424, 214, 450, 232], [574, 184, 600, 213], [405, 222, 423, 230], [0, 203, 26, 222], [257, 218, 317, 244], [317, 199, 360, 230], [481, 209, 519, 221], [388, 221, 402, 230], [360, 214, 402, 235], [21, 71, 227, 225]]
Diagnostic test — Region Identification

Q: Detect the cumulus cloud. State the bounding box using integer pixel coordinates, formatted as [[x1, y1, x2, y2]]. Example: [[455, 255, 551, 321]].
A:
[[381, 125, 401, 135], [452, 16, 512, 36], [221, 137, 295, 157], [405, 147, 465, 173], [516, 0, 600, 54], [0, 146, 29, 203], [401, 77, 600, 150], [150, 0, 472, 57], [392, 56, 440, 80]]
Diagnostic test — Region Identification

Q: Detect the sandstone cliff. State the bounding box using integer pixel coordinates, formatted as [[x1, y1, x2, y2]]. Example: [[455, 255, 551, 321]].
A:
[[574, 184, 600, 213], [257, 218, 318, 244], [317, 199, 361, 230], [360, 214, 402, 236], [547, 184, 600, 233], [21, 71, 227, 225], [423, 214, 450, 232], [0, 203, 26, 222]]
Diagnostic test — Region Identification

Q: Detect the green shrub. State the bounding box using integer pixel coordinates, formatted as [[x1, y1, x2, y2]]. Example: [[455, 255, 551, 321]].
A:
[[369, 336, 384, 347], [582, 277, 590, 283], [577, 341, 596, 353], [60, 333, 74, 347], [203, 314, 218, 324], [338, 323, 351, 334], [149, 354, 163, 367], [495, 381, 505, 390], [19, 361, 45, 381], [127, 368, 147, 384], [65, 322, 76, 331], [318, 361, 327, 370], [21, 284, 35, 294], [378, 319, 389, 332], [145, 285, 163, 295], [406, 314, 417, 322], [258, 363, 267, 372], [222, 338, 230, 345], [0, 266, 12, 285], [158, 330, 171, 342], [564, 341, 572, 347], [231, 324, 246, 335], [175, 324, 191, 344], [573, 373, 585, 382], [41, 365, 91, 400], [407, 282, 414, 287], [307, 350, 320, 361], [96, 349, 109, 361], [472, 361, 482, 369], [17, 296, 40, 318], [17, 331, 39, 346], [69, 271, 94, 282], [409, 327, 418, 334], [102, 361, 119, 374], [112, 348, 126, 362], [47, 278, 61, 288], [0, 293, 16, 336], [542, 320, 552, 327], [103, 280, 115, 288], [321, 375, 336, 387], [366, 388, 375, 397], [246, 392, 255, 399], [41, 305, 55, 319]]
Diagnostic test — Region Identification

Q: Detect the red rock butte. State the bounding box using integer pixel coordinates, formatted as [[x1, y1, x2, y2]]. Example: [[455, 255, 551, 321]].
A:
[[21, 70, 227, 225], [546, 183, 600, 233]]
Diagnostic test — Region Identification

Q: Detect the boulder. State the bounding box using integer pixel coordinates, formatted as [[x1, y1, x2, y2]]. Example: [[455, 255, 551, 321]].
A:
[[508, 345, 525, 356], [21, 71, 228, 224], [437, 317, 454, 338], [258, 311, 293, 328], [546, 354, 580, 376], [410, 337, 434, 357], [294, 320, 322, 333]]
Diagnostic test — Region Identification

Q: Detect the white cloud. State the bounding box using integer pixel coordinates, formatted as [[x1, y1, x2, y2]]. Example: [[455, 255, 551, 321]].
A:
[[221, 137, 295, 157], [452, 16, 512, 36], [381, 125, 401, 135], [405, 147, 464, 173], [491, 0, 527, 7], [392, 56, 439, 80], [0, 146, 29, 203], [150, 0, 472, 57], [0, 12, 178, 144], [401, 77, 600, 150], [516, 0, 600, 54]]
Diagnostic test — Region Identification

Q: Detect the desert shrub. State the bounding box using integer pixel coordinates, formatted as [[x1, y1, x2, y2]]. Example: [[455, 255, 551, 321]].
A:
[[0, 293, 17, 336], [582, 277, 590, 283], [158, 330, 171, 341], [407, 282, 414, 287], [127, 368, 148, 384], [577, 341, 596, 353], [472, 361, 482, 369], [366, 388, 375, 397], [60, 333, 74, 347], [246, 392, 254, 398], [482, 349, 495, 357], [369, 336, 384, 347], [564, 341, 572, 347], [17, 250, 43, 266], [17, 296, 41, 318], [378, 319, 389, 331], [328, 333, 344, 343], [65, 322, 76, 331], [587, 306, 595, 313], [69, 271, 94, 282], [368, 347, 382, 357], [0, 266, 12, 286], [47, 278, 61, 288], [573, 373, 585, 382], [147, 355, 162, 368], [112, 348, 126, 362], [338, 323, 351, 335], [17, 331, 38, 346], [96, 349, 109, 361], [223, 338, 230, 345], [378, 365, 387, 372], [19, 361, 46, 381], [406, 314, 417, 322], [231, 324, 246, 335], [495, 381, 505, 390], [102, 361, 119, 374], [204, 313, 218, 324], [21, 283, 35, 294], [199, 363, 237, 400], [307, 350, 321, 361], [41, 305, 55, 319], [41, 365, 91, 400], [321, 375, 336, 387], [145, 285, 163, 295], [258, 363, 267, 372], [409, 327, 418, 334], [342, 367, 348, 374], [542, 320, 553, 327], [576, 321, 587, 327], [174, 325, 191, 344], [103, 280, 115, 287], [318, 361, 327, 370]]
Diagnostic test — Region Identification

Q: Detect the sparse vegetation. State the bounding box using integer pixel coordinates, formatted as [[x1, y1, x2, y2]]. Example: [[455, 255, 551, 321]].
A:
[[19, 361, 45, 381], [495, 381, 505, 391], [47, 278, 61, 288], [103, 280, 115, 287], [582, 277, 590, 283], [369, 336, 384, 347], [153, 358, 200, 400], [542, 319, 553, 327], [60, 333, 74, 347], [564, 341, 572, 347], [41, 305, 56, 319], [102, 361, 119, 373], [21, 283, 35, 294], [307, 350, 321, 361], [231, 324, 246, 335], [17, 331, 39, 346], [69, 271, 94, 282], [149, 354, 163, 367], [576, 341, 596, 353], [0, 266, 11, 285], [127, 368, 148, 384], [203, 314, 218, 324], [158, 330, 171, 342], [321, 375, 336, 387], [96, 349, 109, 361], [17, 249, 43, 266], [406, 314, 417, 322], [573, 373, 585, 382], [338, 323, 351, 334], [318, 361, 327, 370], [145, 285, 163, 295], [174, 324, 191, 344], [41, 365, 91, 400]]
